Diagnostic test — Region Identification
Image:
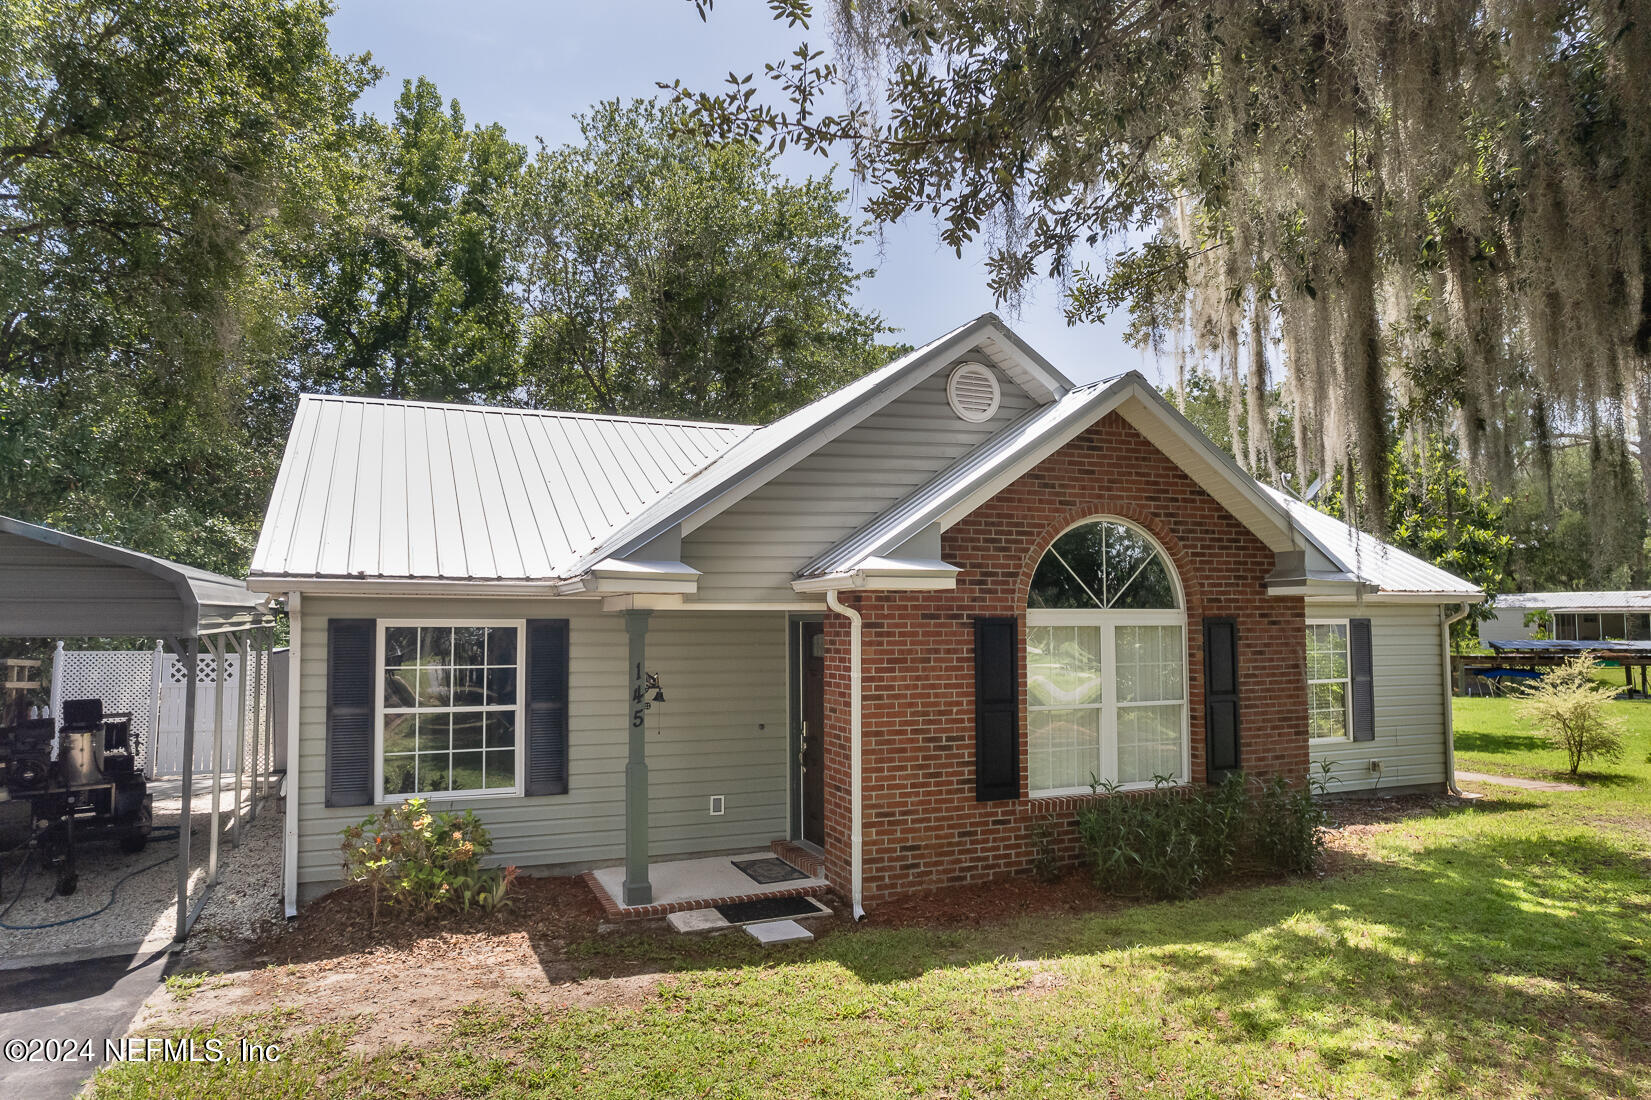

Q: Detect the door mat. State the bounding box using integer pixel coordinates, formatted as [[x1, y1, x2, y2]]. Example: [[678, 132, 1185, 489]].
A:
[[714, 896, 822, 923], [731, 857, 809, 885]]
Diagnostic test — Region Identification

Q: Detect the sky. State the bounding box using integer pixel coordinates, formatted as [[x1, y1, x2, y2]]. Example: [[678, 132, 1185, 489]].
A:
[[326, 0, 1158, 388]]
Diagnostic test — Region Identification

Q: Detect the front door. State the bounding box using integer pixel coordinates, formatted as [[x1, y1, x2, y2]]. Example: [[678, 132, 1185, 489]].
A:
[[799, 621, 826, 847]]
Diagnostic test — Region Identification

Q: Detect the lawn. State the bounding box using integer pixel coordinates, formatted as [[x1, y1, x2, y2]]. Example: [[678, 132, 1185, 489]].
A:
[[91, 699, 1650, 1100], [1454, 691, 1651, 801]]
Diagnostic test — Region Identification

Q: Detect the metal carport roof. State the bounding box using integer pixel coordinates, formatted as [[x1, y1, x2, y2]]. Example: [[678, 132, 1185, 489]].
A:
[[0, 515, 271, 636]]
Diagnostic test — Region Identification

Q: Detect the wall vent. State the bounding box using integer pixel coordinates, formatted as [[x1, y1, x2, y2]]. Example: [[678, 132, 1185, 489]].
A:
[[947, 361, 1002, 423]]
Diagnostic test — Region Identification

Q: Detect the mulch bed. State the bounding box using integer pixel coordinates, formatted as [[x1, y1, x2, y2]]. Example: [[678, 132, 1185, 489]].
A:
[[237, 793, 1475, 964], [250, 873, 606, 970]]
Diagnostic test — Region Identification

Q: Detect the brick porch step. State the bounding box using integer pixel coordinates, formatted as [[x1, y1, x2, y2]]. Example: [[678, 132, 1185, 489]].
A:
[[769, 839, 824, 878], [581, 870, 829, 922]]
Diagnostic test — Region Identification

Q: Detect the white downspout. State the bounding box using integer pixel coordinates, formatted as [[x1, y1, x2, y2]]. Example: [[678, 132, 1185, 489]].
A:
[[825, 589, 866, 921], [1441, 602, 1471, 797], [283, 592, 302, 918]]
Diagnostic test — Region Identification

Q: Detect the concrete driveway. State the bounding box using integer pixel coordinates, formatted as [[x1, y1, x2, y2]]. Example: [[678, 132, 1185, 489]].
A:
[[0, 947, 173, 1099]]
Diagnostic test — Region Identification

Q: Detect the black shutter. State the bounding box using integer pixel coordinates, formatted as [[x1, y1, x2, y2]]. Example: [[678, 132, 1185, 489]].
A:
[[325, 619, 375, 807], [1350, 617, 1375, 742], [1203, 618, 1240, 780], [974, 616, 1019, 801], [525, 618, 570, 795]]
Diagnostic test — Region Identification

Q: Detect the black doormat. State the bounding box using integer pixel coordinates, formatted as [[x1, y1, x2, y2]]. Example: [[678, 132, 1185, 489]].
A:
[[714, 896, 820, 923], [731, 857, 808, 885]]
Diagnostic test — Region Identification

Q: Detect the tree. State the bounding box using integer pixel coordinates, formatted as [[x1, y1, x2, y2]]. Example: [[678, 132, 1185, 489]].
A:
[[513, 98, 892, 423], [292, 77, 526, 402], [0, 0, 372, 574], [1516, 654, 1627, 776], [673, 1, 1651, 531]]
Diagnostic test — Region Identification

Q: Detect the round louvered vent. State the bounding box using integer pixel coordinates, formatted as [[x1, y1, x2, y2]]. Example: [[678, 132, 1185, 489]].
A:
[[946, 361, 1001, 423]]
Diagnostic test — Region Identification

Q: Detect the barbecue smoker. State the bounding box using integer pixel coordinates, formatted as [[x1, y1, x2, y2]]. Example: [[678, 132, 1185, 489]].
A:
[[0, 693, 152, 897]]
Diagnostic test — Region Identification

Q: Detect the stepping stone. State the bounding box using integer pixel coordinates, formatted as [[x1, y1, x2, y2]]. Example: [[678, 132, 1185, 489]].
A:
[[744, 919, 813, 945], [667, 908, 731, 934]]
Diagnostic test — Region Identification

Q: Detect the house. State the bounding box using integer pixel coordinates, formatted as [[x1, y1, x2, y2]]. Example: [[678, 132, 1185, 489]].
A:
[[248, 315, 1482, 917], [1477, 591, 1651, 646]]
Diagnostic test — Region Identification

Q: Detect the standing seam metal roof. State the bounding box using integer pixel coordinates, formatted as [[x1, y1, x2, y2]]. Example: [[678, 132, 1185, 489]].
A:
[[249, 396, 752, 581], [1262, 487, 1483, 597]]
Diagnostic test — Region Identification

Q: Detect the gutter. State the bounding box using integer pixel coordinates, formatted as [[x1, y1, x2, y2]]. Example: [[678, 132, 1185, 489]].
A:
[[283, 591, 302, 918], [1441, 602, 1472, 797], [824, 589, 866, 920]]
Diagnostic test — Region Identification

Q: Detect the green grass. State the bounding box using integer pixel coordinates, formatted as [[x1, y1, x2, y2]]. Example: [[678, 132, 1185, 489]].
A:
[[1454, 693, 1651, 798], [161, 968, 216, 1002], [92, 699, 1651, 1099]]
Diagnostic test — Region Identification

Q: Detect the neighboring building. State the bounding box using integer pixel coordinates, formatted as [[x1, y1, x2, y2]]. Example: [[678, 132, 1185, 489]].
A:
[[249, 315, 1481, 914], [1477, 591, 1651, 646]]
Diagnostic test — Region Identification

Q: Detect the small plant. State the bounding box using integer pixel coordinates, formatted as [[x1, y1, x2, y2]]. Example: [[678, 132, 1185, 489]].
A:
[[1028, 816, 1061, 883], [340, 799, 515, 925], [164, 969, 214, 1002], [1515, 653, 1627, 776]]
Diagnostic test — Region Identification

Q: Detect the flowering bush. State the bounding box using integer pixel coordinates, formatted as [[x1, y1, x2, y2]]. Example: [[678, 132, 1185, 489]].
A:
[[340, 799, 515, 925]]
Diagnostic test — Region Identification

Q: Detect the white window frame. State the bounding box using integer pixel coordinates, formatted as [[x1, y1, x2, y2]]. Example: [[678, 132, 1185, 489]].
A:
[[374, 618, 527, 803], [1305, 618, 1353, 744], [1026, 518, 1190, 798]]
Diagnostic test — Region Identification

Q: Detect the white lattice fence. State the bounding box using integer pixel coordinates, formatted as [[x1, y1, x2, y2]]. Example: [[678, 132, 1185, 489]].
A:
[[53, 645, 244, 776], [51, 645, 161, 772]]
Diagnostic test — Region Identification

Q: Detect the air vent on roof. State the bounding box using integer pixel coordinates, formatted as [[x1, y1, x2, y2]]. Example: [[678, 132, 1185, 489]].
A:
[[947, 361, 1001, 423]]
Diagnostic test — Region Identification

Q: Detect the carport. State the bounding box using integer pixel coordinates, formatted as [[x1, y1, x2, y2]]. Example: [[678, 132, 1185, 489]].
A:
[[0, 515, 277, 944]]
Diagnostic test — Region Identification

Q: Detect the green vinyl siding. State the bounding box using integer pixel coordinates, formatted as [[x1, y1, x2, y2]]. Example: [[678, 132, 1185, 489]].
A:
[[295, 596, 788, 891]]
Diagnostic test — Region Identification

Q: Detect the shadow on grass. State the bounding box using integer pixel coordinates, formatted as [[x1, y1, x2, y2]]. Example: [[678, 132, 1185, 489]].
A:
[[121, 797, 1651, 1100], [1453, 729, 1549, 755], [794, 828, 1651, 1096]]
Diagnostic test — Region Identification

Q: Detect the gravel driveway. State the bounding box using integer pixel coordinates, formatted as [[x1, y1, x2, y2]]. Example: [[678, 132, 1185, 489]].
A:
[[0, 779, 282, 963]]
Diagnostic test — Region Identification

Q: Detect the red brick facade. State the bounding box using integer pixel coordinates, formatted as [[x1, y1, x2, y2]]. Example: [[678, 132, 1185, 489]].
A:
[[819, 411, 1309, 903]]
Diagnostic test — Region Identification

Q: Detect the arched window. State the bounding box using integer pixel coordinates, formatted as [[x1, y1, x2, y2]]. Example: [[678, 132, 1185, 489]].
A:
[[1026, 519, 1188, 795]]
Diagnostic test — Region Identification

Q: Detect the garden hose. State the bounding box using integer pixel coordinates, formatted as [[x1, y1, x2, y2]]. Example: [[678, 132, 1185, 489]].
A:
[[0, 824, 182, 931]]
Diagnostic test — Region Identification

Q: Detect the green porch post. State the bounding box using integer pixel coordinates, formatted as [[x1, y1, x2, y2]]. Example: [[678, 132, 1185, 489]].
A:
[[622, 609, 652, 906]]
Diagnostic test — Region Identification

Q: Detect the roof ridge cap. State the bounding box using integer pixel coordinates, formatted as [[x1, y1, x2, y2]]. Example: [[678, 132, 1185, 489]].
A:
[[298, 393, 753, 432]]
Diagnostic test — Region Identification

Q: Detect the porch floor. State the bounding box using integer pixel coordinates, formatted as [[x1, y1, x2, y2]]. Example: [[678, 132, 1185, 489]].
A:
[[582, 851, 829, 921]]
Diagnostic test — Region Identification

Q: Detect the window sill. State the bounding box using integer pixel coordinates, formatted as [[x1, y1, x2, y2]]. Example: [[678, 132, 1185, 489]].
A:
[[377, 787, 522, 806], [1308, 736, 1353, 746], [1027, 780, 1190, 802]]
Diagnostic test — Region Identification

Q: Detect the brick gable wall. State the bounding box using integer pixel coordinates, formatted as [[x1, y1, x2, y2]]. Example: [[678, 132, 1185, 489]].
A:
[[819, 411, 1308, 903]]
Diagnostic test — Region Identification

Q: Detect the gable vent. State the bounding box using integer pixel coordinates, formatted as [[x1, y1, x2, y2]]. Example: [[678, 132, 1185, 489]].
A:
[[947, 361, 1002, 423]]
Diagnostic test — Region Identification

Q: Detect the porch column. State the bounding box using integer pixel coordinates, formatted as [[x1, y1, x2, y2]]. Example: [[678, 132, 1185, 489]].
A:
[[622, 608, 652, 906]]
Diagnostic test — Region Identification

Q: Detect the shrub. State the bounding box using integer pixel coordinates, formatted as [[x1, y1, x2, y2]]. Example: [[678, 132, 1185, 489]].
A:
[[1074, 770, 1329, 900], [1028, 816, 1062, 883], [1515, 653, 1627, 776], [340, 798, 516, 925], [1254, 773, 1329, 875]]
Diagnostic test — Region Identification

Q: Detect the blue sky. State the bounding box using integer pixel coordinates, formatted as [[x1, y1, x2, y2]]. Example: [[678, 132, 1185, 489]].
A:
[[326, 0, 1155, 388]]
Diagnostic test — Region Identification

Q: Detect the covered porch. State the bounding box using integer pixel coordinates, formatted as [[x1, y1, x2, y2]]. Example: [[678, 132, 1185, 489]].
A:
[[590, 598, 831, 915]]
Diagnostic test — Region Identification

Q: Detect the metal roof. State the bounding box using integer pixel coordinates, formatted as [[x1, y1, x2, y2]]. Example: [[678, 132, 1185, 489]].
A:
[[249, 395, 751, 582], [1491, 591, 1651, 612], [0, 515, 271, 637], [1262, 488, 1483, 598]]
